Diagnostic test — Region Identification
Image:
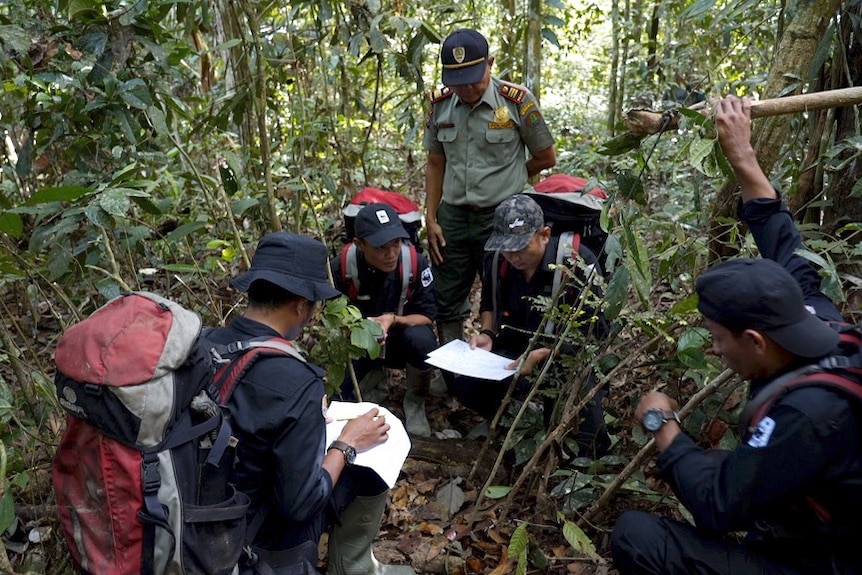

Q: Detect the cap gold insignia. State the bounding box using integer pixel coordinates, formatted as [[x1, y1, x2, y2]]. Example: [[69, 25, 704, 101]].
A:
[[493, 106, 509, 123], [453, 46, 466, 63]]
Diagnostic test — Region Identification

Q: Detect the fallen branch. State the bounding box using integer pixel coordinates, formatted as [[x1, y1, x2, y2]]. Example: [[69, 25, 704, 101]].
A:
[[579, 368, 738, 526], [624, 86, 862, 135]]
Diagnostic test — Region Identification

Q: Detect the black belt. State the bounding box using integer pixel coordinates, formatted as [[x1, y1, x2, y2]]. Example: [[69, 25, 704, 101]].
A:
[[447, 202, 497, 213]]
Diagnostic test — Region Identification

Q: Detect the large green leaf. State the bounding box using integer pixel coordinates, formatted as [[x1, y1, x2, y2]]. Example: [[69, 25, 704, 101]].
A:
[[26, 186, 92, 205], [562, 519, 598, 559], [0, 25, 32, 54], [0, 212, 23, 238]]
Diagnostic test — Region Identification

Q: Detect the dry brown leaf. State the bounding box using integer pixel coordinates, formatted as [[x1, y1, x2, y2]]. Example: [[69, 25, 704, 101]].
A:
[[443, 523, 469, 541], [486, 528, 507, 544], [417, 522, 445, 535]]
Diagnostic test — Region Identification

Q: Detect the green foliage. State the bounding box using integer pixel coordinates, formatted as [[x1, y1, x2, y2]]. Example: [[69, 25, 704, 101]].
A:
[[307, 296, 383, 398], [508, 522, 529, 575], [560, 512, 599, 560]]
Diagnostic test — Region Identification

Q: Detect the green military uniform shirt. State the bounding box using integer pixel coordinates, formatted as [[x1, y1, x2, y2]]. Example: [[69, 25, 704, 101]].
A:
[[423, 76, 555, 208]]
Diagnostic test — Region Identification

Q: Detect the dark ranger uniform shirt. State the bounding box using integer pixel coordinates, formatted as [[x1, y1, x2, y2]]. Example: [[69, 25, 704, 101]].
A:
[[206, 316, 332, 551], [655, 197, 862, 572], [479, 235, 604, 358], [331, 248, 437, 321]]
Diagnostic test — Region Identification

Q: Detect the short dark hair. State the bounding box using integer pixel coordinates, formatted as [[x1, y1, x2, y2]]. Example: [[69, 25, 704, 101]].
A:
[[247, 279, 301, 309]]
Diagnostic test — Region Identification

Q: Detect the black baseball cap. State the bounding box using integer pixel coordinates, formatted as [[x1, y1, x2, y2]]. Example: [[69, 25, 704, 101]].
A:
[[441, 29, 489, 86], [231, 232, 341, 301], [354, 203, 410, 248], [695, 258, 839, 358]]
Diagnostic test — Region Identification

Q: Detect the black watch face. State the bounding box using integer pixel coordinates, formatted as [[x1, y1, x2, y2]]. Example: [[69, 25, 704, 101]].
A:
[[345, 446, 357, 465], [643, 410, 664, 432]]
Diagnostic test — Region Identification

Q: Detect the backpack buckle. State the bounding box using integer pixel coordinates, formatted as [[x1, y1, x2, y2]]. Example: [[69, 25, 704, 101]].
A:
[[142, 460, 161, 493], [820, 355, 851, 370]]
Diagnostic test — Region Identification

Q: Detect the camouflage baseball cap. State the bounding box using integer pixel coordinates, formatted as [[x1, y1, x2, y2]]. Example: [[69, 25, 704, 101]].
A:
[[484, 194, 545, 252]]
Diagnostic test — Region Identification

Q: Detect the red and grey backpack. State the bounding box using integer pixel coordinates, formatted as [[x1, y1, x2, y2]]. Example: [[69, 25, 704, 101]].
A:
[[340, 241, 419, 316], [52, 292, 301, 574], [342, 187, 422, 248]]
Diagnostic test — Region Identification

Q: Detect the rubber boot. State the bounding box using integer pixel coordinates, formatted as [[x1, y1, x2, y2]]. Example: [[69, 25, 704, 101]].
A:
[[436, 320, 464, 345], [327, 492, 415, 575], [403, 365, 432, 437], [357, 366, 389, 404], [429, 321, 463, 397]]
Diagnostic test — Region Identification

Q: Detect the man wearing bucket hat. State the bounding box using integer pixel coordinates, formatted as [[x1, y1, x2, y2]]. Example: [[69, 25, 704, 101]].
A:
[[423, 28, 557, 348], [207, 232, 415, 575], [611, 97, 862, 574], [331, 203, 438, 437], [447, 194, 611, 457]]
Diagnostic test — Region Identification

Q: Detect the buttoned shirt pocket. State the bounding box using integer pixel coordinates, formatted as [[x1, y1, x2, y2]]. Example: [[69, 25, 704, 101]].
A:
[[484, 128, 518, 165], [437, 126, 458, 144]]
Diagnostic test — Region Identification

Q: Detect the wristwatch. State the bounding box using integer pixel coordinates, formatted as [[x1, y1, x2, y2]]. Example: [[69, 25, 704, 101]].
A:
[[327, 440, 357, 465], [642, 408, 681, 432]]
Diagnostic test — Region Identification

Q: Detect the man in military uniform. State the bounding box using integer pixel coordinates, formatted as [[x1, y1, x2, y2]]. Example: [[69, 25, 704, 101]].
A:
[[332, 203, 438, 437], [451, 194, 610, 457], [423, 28, 557, 345]]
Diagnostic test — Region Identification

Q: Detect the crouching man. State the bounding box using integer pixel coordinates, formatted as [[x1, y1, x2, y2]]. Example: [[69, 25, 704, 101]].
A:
[[208, 232, 416, 575]]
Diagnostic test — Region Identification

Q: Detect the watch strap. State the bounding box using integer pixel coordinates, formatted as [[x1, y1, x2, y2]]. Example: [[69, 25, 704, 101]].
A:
[[328, 440, 355, 464]]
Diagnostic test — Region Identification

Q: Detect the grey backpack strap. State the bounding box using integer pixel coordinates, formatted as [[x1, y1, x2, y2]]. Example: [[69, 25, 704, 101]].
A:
[[546, 231, 576, 335], [397, 243, 412, 316], [491, 249, 502, 332], [344, 243, 360, 294], [245, 340, 307, 363]]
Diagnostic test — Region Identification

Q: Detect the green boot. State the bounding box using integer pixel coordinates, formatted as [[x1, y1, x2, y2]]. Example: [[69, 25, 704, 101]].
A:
[[403, 365, 432, 437], [327, 492, 415, 575], [436, 320, 464, 345]]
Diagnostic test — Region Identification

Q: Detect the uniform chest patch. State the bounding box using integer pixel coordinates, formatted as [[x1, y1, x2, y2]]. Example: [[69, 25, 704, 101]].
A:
[[747, 416, 776, 448], [421, 267, 433, 287]]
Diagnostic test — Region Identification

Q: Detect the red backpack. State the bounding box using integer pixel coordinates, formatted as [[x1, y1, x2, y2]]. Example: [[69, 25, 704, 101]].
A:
[[342, 187, 422, 247], [52, 292, 301, 574]]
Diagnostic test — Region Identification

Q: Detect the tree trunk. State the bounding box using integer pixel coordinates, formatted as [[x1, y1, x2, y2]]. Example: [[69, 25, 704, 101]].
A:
[[822, 1, 862, 314], [498, 0, 517, 83], [607, 0, 620, 135], [525, 0, 542, 97], [706, 0, 843, 261]]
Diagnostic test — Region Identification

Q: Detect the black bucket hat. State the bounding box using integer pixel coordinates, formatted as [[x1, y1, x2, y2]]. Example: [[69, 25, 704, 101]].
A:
[[231, 232, 342, 301]]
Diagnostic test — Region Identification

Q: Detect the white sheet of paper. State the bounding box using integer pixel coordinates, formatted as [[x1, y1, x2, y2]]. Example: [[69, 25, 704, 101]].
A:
[[425, 339, 517, 381], [324, 401, 411, 488]]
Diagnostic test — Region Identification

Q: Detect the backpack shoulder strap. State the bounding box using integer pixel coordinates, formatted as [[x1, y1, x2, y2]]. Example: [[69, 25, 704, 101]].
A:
[[340, 244, 360, 300], [546, 232, 580, 335], [396, 243, 417, 316], [741, 349, 862, 437], [491, 250, 504, 332], [214, 337, 306, 404]]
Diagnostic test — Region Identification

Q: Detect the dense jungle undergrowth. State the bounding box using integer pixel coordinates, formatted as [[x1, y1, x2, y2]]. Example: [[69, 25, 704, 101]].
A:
[[3, 0, 862, 572]]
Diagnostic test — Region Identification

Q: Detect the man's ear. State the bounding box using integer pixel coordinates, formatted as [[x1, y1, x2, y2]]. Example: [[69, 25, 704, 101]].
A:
[[487, 55, 495, 69], [353, 237, 365, 252], [742, 329, 770, 356]]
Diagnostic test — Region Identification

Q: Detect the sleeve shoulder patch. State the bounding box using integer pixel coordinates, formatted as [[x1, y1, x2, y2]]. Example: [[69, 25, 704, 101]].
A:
[[500, 83, 527, 104], [429, 87, 453, 104]]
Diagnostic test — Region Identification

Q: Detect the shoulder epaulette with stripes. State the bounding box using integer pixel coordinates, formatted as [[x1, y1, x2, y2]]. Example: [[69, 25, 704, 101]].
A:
[[499, 83, 527, 104], [429, 87, 453, 104]]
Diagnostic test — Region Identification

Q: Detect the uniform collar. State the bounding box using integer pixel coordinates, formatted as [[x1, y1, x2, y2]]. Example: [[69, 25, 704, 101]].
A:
[[454, 76, 499, 109]]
